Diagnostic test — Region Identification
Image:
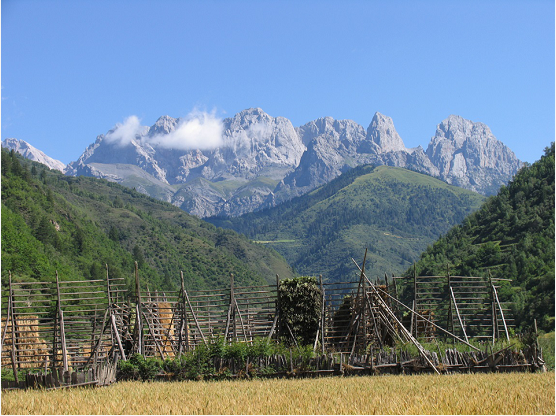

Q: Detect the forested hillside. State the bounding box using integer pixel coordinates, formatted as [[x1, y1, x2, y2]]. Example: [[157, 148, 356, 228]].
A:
[[1, 148, 294, 293], [209, 165, 485, 281], [409, 143, 554, 332]]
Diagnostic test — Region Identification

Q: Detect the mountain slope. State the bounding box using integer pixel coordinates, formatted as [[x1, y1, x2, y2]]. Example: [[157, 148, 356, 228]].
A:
[[409, 143, 555, 332], [60, 108, 520, 217], [1, 148, 294, 293], [208, 165, 486, 281], [2, 138, 67, 172]]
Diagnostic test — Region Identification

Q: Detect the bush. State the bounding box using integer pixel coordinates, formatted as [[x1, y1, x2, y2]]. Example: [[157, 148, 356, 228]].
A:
[[278, 276, 322, 346], [117, 353, 162, 381]]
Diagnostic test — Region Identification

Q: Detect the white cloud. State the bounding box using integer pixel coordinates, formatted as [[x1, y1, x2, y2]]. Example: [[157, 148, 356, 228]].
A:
[[151, 110, 224, 151], [105, 115, 144, 146], [105, 110, 224, 151]]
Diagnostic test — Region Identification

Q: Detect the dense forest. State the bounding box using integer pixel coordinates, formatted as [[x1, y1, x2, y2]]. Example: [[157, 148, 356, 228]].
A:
[[209, 165, 485, 280], [409, 143, 555, 332], [1, 148, 294, 294]]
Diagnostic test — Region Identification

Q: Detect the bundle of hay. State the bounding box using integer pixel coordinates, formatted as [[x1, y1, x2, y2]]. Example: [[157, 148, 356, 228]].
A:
[[1, 316, 49, 368], [157, 302, 175, 358]]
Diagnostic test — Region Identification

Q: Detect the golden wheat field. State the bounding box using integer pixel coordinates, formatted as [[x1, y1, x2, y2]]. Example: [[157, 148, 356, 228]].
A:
[[1, 372, 554, 415]]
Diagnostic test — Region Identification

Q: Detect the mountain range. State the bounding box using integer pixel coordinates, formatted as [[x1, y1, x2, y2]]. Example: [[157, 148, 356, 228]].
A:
[[208, 164, 486, 279], [3, 108, 522, 217]]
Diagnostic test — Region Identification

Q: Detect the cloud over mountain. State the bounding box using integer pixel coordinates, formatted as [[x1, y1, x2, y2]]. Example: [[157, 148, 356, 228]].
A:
[[106, 110, 225, 151]]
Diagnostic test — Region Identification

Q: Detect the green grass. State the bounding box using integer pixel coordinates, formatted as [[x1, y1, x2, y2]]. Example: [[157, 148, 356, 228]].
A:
[[539, 332, 555, 370]]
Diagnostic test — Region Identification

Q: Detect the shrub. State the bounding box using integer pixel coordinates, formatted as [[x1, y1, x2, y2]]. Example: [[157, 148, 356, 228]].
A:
[[278, 276, 322, 346]]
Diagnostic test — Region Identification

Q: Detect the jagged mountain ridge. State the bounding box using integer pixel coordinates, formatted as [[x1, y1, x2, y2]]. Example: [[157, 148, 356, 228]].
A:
[[2, 138, 67, 173], [13, 108, 523, 217]]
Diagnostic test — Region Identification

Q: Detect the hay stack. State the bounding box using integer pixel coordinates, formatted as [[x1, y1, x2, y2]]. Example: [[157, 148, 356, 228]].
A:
[[1, 316, 49, 368], [157, 302, 175, 357]]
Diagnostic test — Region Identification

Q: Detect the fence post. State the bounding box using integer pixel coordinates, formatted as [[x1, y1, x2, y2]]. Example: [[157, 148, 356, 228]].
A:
[[135, 262, 143, 355], [412, 264, 417, 337], [55, 271, 69, 372], [320, 275, 325, 354], [178, 271, 190, 353], [231, 273, 236, 342], [8, 273, 20, 383], [276, 274, 281, 340]]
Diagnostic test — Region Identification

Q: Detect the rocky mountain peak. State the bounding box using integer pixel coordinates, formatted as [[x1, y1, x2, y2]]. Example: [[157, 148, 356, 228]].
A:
[[1, 138, 67, 172], [148, 115, 179, 137], [366, 112, 406, 153], [426, 115, 522, 194], [232, 108, 273, 126]]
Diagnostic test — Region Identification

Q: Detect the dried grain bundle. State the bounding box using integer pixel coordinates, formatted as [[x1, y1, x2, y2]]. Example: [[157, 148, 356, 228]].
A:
[[157, 302, 175, 357], [1, 316, 49, 368]]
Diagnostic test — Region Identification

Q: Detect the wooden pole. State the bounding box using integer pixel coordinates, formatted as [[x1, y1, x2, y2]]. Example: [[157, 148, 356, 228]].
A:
[[141, 310, 165, 359], [233, 298, 249, 343], [275, 274, 281, 340], [55, 271, 69, 372], [183, 288, 207, 345], [413, 264, 417, 337], [178, 271, 190, 353], [134, 262, 143, 355], [450, 287, 469, 343], [488, 271, 496, 343], [492, 285, 510, 342], [82, 309, 110, 368], [231, 274, 237, 342], [105, 264, 117, 352], [352, 259, 440, 374], [359, 267, 481, 352], [8, 274, 19, 383], [111, 314, 127, 360], [320, 275, 325, 354]]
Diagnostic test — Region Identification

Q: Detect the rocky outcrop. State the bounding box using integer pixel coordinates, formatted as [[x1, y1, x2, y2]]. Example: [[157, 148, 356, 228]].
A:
[[366, 112, 406, 153], [426, 115, 522, 194], [2, 138, 66, 172]]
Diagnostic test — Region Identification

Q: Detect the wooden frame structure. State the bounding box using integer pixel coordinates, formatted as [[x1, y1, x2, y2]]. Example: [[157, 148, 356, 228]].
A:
[[390, 267, 514, 343], [2, 259, 517, 385]]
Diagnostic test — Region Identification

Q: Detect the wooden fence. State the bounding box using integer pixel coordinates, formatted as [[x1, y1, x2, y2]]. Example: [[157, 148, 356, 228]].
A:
[[1, 259, 519, 386]]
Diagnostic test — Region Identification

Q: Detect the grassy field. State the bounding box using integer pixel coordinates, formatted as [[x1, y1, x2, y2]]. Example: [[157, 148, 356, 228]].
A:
[[2, 372, 554, 415]]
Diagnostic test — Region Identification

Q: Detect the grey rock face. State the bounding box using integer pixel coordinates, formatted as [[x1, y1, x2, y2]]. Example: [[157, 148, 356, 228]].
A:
[[2, 138, 67, 172], [426, 115, 522, 194], [62, 109, 522, 217], [366, 112, 406, 153]]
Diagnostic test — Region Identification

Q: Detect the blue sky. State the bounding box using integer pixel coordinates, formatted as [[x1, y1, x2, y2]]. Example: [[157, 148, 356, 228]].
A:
[[2, 0, 554, 165]]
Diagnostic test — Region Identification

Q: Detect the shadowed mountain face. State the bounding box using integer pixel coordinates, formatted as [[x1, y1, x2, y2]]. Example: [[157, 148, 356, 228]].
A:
[[18, 108, 521, 217]]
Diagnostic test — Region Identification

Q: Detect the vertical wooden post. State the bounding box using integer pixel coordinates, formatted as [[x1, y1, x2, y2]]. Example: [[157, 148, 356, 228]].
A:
[[487, 271, 496, 343], [1, 285, 13, 349], [106, 264, 112, 306], [492, 284, 510, 342], [105, 264, 116, 352], [55, 271, 69, 372], [320, 275, 325, 354], [276, 274, 280, 340], [230, 274, 236, 342], [392, 274, 400, 320], [178, 271, 190, 353], [412, 264, 417, 337], [446, 266, 452, 336], [135, 262, 143, 355], [8, 274, 19, 383]]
